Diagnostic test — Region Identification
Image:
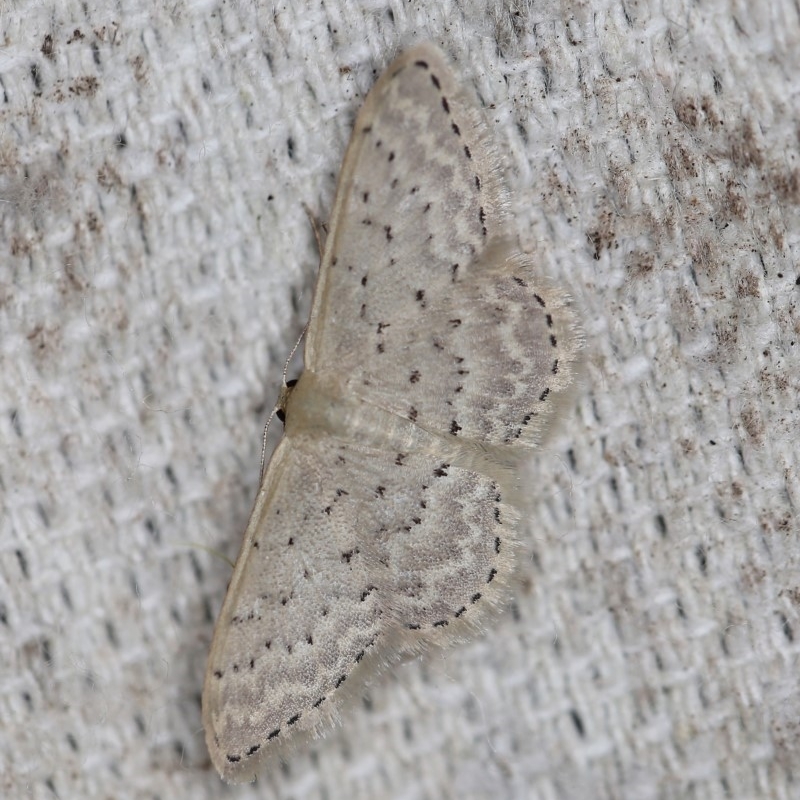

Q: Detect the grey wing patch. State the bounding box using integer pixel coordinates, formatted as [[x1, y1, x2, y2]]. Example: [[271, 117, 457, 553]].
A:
[[369, 452, 518, 638], [203, 434, 518, 781], [305, 43, 507, 372], [303, 42, 581, 449], [341, 240, 583, 450], [202, 438, 384, 782]]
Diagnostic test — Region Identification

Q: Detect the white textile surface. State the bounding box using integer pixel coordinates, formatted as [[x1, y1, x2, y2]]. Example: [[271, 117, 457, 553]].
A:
[[2, 1, 799, 798]]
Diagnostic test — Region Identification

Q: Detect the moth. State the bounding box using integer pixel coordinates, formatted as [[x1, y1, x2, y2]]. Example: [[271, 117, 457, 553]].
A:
[[202, 42, 582, 782]]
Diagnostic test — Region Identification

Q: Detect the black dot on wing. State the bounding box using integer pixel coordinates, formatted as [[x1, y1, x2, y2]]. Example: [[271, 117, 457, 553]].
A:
[[430, 73, 441, 89], [441, 96, 450, 113], [246, 743, 260, 755]]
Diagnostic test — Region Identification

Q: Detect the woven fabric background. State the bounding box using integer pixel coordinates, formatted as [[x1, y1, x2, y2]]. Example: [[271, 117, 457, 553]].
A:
[[2, 1, 799, 798]]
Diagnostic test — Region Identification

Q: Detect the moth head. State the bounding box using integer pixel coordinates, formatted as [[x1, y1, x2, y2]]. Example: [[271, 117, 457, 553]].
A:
[[276, 377, 299, 424]]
